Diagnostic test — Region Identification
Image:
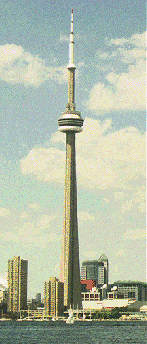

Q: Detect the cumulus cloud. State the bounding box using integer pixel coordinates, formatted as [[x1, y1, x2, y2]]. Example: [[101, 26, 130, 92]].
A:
[[20, 211, 28, 219], [0, 44, 67, 86], [0, 206, 61, 247], [79, 211, 95, 222], [124, 228, 145, 240], [0, 207, 10, 217], [121, 186, 145, 214], [36, 214, 56, 228], [88, 31, 146, 113], [20, 118, 145, 191], [29, 202, 41, 211], [20, 147, 65, 182], [76, 118, 145, 190], [60, 33, 69, 42], [0, 228, 59, 247]]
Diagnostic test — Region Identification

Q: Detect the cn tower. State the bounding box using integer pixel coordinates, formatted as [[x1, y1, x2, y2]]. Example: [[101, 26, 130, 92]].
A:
[[58, 9, 83, 309]]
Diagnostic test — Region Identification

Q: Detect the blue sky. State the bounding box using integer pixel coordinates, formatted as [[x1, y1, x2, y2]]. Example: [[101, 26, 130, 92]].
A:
[[0, 0, 146, 298]]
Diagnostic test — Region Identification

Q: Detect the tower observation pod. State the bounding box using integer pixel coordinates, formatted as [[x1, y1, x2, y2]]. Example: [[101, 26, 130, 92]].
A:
[[58, 9, 83, 309]]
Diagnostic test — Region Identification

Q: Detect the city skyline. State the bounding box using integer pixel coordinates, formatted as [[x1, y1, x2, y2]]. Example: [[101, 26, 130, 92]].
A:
[[0, 0, 146, 298]]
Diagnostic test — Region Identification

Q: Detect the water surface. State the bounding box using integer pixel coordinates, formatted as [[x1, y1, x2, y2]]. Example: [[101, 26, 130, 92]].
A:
[[0, 320, 146, 344]]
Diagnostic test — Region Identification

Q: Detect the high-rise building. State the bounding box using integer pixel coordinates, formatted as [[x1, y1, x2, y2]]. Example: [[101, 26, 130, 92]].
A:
[[81, 254, 109, 286], [58, 9, 84, 309], [44, 277, 64, 317], [8, 256, 28, 313], [98, 254, 109, 285]]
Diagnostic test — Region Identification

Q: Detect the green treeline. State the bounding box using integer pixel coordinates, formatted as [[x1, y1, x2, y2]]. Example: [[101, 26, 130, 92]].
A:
[[93, 307, 128, 320]]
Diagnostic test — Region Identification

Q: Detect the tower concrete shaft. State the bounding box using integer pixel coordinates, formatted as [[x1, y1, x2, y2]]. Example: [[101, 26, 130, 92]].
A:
[[58, 9, 83, 309], [63, 131, 82, 308]]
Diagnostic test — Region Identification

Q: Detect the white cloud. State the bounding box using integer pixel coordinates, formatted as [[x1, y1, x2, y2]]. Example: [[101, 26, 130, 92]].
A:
[[0, 201, 61, 248], [59, 32, 82, 43], [113, 192, 125, 200], [0, 208, 10, 217], [115, 249, 126, 257], [82, 250, 99, 260], [0, 44, 67, 86], [0, 228, 60, 247], [29, 202, 41, 211], [88, 31, 146, 113], [0, 211, 60, 247], [108, 32, 146, 48], [60, 33, 69, 42], [108, 38, 129, 46], [20, 147, 65, 182], [36, 214, 55, 228], [0, 272, 8, 288], [124, 228, 145, 240], [121, 186, 145, 214], [121, 200, 133, 213], [76, 118, 145, 190], [20, 211, 28, 219], [20, 118, 145, 191], [79, 211, 95, 222]]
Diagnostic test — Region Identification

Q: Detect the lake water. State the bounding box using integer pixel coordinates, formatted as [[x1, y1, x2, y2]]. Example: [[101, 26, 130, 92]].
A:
[[0, 320, 146, 344]]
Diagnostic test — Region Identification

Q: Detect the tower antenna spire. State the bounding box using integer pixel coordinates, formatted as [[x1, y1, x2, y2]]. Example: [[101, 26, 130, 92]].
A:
[[68, 8, 75, 68]]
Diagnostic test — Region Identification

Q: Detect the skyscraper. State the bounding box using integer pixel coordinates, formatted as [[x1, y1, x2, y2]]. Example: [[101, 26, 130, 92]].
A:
[[81, 254, 109, 286], [8, 256, 28, 313], [44, 277, 64, 318], [98, 254, 109, 285], [58, 9, 83, 309]]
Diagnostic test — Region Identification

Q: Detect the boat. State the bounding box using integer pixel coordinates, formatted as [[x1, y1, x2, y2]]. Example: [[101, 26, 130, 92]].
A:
[[66, 308, 74, 324], [51, 317, 56, 321]]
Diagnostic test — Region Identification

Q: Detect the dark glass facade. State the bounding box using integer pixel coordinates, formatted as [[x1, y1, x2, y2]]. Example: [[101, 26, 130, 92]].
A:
[[81, 255, 109, 286]]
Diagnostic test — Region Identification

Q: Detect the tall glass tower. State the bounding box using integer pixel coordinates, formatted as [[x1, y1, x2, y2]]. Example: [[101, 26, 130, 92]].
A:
[[58, 9, 83, 309]]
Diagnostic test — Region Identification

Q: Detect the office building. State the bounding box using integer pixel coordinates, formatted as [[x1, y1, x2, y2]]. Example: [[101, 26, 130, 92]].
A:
[[8, 256, 28, 313], [44, 277, 64, 318], [81, 254, 109, 286], [58, 9, 84, 309]]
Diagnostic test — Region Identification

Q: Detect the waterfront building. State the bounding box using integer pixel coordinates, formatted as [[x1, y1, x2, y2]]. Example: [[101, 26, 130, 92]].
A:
[[82, 291, 101, 302], [8, 256, 28, 312], [82, 298, 129, 312], [107, 290, 124, 300], [113, 281, 147, 301], [58, 9, 84, 309], [81, 254, 109, 286], [44, 277, 64, 318], [27, 307, 44, 319]]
